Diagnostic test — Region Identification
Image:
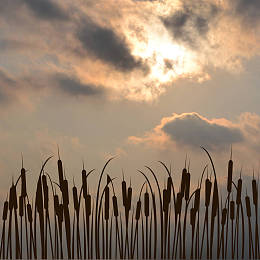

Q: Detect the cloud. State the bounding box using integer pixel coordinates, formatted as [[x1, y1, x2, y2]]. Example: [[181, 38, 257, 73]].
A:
[[23, 0, 68, 20], [162, 113, 244, 149], [162, 2, 218, 49], [129, 112, 246, 150], [55, 75, 105, 97], [76, 18, 145, 72]]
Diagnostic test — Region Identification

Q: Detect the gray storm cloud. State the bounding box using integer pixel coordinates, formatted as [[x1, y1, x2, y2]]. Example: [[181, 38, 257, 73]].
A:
[[162, 113, 244, 150]]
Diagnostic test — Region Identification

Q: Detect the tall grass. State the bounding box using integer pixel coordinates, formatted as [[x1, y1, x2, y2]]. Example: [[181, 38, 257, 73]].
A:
[[0, 147, 260, 259]]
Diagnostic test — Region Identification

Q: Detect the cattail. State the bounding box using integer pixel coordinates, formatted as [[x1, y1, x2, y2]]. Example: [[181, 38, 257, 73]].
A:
[[227, 159, 233, 193], [221, 208, 227, 225], [57, 157, 64, 186], [135, 200, 141, 221], [2, 201, 8, 220], [190, 207, 196, 227], [61, 179, 69, 206], [205, 178, 212, 207], [21, 168, 27, 198], [144, 191, 149, 217], [180, 168, 187, 197], [212, 180, 219, 217], [185, 172, 190, 201], [86, 194, 91, 217], [112, 195, 118, 217], [175, 192, 183, 215], [230, 200, 235, 220], [82, 169, 87, 199], [245, 196, 251, 217], [236, 178, 242, 205], [27, 204, 33, 223], [36, 180, 43, 214], [42, 174, 49, 210], [163, 189, 168, 212], [252, 178, 258, 206], [122, 178, 127, 207], [9, 184, 18, 210], [167, 176, 172, 201], [19, 196, 24, 217], [72, 186, 79, 212], [104, 186, 109, 220], [126, 186, 132, 211], [194, 188, 200, 212], [54, 195, 59, 214]]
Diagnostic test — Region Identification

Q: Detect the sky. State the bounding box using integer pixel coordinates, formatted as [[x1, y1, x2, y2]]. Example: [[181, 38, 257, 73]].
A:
[[0, 0, 260, 197]]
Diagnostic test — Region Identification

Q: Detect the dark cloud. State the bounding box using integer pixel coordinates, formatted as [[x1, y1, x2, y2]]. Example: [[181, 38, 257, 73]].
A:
[[77, 18, 145, 72], [56, 75, 105, 97], [23, 0, 68, 20], [162, 3, 218, 49], [234, 0, 260, 25], [162, 113, 244, 150]]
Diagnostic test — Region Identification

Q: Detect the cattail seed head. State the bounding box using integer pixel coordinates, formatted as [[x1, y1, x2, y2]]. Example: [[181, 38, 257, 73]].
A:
[[205, 178, 212, 207], [27, 203, 33, 222], [9, 185, 17, 210], [112, 195, 118, 217], [82, 169, 87, 199], [2, 201, 8, 220], [105, 186, 109, 220], [190, 207, 196, 227], [122, 180, 127, 207], [61, 179, 69, 205], [175, 192, 183, 215], [245, 196, 251, 217], [42, 175, 49, 210], [167, 177, 172, 201], [126, 186, 132, 211], [59, 204, 64, 222], [54, 195, 59, 214], [252, 179, 258, 206], [86, 194, 91, 217], [19, 196, 24, 217], [180, 168, 187, 198], [72, 186, 79, 212], [227, 160, 233, 193], [236, 178, 242, 205], [221, 208, 227, 225], [230, 200, 235, 220], [185, 172, 190, 201], [144, 191, 149, 217], [21, 169, 27, 198], [135, 200, 141, 220], [194, 188, 200, 212], [36, 179, 43, 214], [58, 158, 64, 186], [212, 180, 219, 217], [163, 189, 169, 212]]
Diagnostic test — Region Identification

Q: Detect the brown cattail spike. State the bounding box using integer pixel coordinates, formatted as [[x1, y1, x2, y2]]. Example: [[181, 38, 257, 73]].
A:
[[19, 196, 23, 217], [112, 195, 119, 217], [221, 208, 227, 225], [245, 195, 251, 217], [180, 168, 187, 198], [122, 171, 127, 207], [135, 200, 141, 220], [236, 178, 242, 205], [252, 178, 258, 206], [105, 186, 109, 220], [144, 190, 149, 217], [27, 204, 33, 222], [2, 201, 8, 220], [205, 178, 212, 207], [185, 172, 190, 201]]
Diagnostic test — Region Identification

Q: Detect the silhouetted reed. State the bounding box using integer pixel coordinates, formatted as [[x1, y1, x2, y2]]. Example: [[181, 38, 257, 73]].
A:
[[1, 147, 260, 259]]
